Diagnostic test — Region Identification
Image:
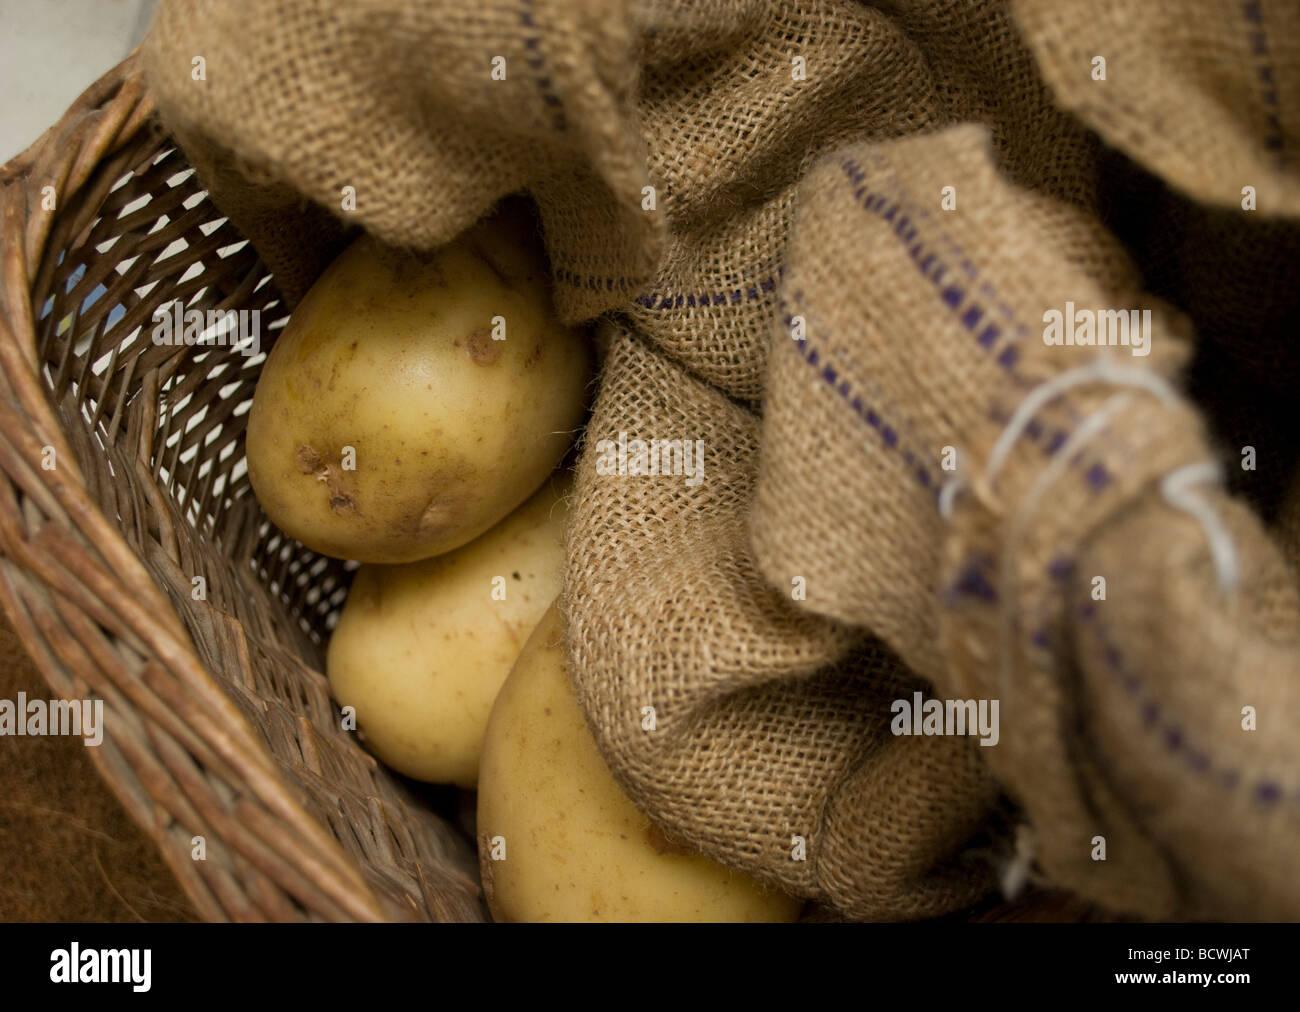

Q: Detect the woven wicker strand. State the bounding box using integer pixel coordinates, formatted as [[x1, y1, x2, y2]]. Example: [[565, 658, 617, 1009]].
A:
[[0, 51, 485, 922]]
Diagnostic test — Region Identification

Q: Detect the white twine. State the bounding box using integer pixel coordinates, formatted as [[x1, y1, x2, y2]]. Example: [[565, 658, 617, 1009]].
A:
[[939, 354, 1240, 712], [938, 473, 965, 519], [997, 390, 1135, 702], [936, 355, 1241, 891], [941, 355, 1239, 594], [1161, 460, 1240, 593], [999, 823, 1037, 902], [985, 355, 1179, 483]]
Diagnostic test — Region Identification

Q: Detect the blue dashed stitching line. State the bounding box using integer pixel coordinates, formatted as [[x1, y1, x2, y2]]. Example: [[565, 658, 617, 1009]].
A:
[[1240, 1, 1286, 169], [632, 274, 780, 310], [1074, 573, 1288, 808], [519, 0, 567, 132], [781, 291, 939, 499], [839, 157, 1116, 493], [941, 552, 1288, 806]]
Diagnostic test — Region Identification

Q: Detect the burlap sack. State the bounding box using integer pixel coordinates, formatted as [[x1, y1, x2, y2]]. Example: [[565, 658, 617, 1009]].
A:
[[141, 0, 1300, 919], [1044, 0, 1300, 525], [759, 120, 1300, 918], [566, 325, 1001, 917], [1013, 0, 1300, 216]]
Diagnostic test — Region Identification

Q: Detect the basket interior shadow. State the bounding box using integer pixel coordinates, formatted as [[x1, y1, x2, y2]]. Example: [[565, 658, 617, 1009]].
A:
[[0, 58, 484, 922]]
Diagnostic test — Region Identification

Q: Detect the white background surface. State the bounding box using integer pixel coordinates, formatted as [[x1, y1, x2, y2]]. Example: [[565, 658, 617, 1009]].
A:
[[0, 0, 158, 162]]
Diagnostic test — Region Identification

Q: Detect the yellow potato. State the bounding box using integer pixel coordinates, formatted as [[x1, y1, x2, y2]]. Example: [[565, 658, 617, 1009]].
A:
[[246, 200, 590, 563], [477, 603, 804, 922], [326, 473, 569, 787]]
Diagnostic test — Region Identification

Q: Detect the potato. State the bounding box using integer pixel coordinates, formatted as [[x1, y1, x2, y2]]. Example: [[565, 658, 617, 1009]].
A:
[[327, 473, 569, 787], [246, 200, 590, 563], [477, 603, 803, 922]]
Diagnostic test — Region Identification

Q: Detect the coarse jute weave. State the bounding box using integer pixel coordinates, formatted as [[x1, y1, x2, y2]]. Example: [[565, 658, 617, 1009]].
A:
[[6, 0, 1287, 919]]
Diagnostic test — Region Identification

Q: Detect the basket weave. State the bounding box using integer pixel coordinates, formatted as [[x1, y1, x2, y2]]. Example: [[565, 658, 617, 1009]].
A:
[[0, 51, 483, 922]]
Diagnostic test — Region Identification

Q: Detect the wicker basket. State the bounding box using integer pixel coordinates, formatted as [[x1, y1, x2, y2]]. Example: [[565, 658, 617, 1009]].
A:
[[0, 51, 484, 922]]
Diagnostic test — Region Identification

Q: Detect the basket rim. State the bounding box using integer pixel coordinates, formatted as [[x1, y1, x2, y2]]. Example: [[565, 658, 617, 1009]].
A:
[[0, 51, 416, 922]]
